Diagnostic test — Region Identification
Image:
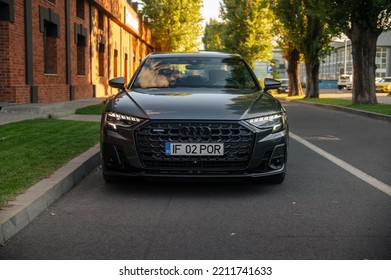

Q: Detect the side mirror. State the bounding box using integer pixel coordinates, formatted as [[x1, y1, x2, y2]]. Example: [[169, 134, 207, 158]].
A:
[[263, 78, 281, 91], [109, 77, 126, 89]]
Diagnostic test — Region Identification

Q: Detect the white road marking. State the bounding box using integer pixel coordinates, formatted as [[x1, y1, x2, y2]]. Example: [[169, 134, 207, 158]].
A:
[[290, 132, 391, 197]]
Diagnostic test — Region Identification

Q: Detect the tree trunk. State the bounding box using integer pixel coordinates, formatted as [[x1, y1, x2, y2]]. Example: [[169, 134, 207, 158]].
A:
[[304, 58, 320, 98], [286, 48, 304, 96], [348, 22, 379, 104]]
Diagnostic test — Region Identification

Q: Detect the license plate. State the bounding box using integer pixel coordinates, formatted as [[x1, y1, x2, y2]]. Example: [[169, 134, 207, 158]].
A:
[[165, 143, 224, 156]]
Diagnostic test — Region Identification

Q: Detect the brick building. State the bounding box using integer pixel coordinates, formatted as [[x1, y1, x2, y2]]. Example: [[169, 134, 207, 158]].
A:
[[0, 0, 156, 104]]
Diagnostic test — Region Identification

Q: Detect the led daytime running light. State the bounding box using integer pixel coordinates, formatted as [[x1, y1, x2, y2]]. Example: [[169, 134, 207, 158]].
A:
[[107, 112, 141, 122], [248, 114, 281, 124]]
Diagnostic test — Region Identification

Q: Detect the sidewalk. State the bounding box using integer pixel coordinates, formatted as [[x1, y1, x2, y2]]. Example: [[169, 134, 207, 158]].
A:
[[319, 89, 391, 104], [277, 90, 391, 123], [0, 97, 107, 125]]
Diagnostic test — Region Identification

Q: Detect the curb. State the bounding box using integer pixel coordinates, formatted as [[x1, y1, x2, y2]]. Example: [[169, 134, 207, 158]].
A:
[[0, 144, 101, 244], [278, 98, 391, 122]]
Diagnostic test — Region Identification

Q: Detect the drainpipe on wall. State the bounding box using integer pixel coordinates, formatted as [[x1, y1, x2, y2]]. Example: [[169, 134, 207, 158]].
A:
[[107, 14, 110, 95], [89, 3, 96, 97], [24, 0, 37, 103], [65, 0, 73, 100]]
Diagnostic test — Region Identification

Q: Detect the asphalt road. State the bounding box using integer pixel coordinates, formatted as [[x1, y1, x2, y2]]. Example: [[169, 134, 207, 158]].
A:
[[0, 101, 390, 260]]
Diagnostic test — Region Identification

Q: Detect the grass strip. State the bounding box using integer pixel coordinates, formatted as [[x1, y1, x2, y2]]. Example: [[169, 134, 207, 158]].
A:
[[75, 102, 105, 115], [301, 98, 391, 115], [275, 94, 391, 116], [0, 118, 100, 208]]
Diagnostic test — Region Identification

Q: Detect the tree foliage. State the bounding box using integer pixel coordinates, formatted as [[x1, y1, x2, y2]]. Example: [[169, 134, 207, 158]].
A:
[[202, 19, 224, 51], [219, 0, 274, 67], [318, 0, 391, 104], [270, 1, 304, 96], [271, 0, 333, 98], [141, 0, 203, 52]]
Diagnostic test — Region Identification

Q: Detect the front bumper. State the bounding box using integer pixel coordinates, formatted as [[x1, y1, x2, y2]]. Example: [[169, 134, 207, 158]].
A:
[[100, 120, 288, 179]]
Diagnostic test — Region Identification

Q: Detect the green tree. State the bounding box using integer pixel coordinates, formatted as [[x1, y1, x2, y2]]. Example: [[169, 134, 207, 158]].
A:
[[271, 0, 333, 98], [220, 0, 274, 67], [270, 0, 304, 96], [141, 0, 203, 52], [282, 43, 304, 96], [202, 19, 224, 51], [319, 0, 391, 104], [300, 1, 333, 98]]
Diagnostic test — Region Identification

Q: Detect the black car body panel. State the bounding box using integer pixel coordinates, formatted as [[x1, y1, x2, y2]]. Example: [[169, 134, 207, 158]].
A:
[[100, 52, 288, 182], [108, 89, 281, 120]]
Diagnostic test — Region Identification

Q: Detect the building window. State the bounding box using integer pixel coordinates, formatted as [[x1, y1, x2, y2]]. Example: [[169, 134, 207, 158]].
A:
[[124, 53, 128, 82], [133, 51, 136, 73], [0, 0, 14, 22], [376, 47, 387, 69], [74, 23, 87, 75], [113, 49, 118, 77], [98, 10, 104, 30], [44, 22, 58, 74], [98, 43, 105, 77], [376, 47, 387, 77], [346, 45, 353, 74], [39, 6, 60, 74], [77, 35, 86, 75], [76, 0, 84, 20]]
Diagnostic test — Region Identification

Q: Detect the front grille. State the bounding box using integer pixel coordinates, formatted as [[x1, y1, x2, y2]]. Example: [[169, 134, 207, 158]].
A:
[[135, 121, 254, 170]]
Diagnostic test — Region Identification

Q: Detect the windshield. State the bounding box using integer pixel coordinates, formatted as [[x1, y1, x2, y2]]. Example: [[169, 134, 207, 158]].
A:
[[131, 56, 259, 91]]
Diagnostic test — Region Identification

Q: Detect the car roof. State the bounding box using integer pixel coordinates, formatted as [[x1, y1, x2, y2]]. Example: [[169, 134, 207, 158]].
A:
[[145, 51, 243, 60]]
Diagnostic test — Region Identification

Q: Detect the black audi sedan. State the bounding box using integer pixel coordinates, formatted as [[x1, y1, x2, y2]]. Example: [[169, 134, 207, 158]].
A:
[[100, 51, 288, 183]]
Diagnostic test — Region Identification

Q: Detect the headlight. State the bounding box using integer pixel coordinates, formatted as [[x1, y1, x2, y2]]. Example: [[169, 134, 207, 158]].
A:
[[104, 112, 142, 130], [246, 113, 286, 132]]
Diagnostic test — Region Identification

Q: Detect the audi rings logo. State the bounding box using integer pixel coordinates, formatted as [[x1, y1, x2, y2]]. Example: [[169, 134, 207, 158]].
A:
[[179, 126, 212, 138]]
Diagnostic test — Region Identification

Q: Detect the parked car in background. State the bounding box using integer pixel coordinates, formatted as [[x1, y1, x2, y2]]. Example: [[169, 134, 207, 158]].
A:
[[277, 78, 289, 93], [375, 77, 391, 93], [346, 80, 353, 90], [337, 74, 353, 90], [100, 51, 289, 184]]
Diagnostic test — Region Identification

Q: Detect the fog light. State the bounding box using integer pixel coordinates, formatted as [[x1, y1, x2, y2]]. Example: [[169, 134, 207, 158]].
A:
[[268, 144, 285, 170], [269, 157, 284, 170], [103, 143, 122, 169]]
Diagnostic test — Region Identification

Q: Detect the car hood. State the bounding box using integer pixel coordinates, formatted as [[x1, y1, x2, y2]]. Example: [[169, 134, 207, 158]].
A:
[[110, 89, 282, 120]]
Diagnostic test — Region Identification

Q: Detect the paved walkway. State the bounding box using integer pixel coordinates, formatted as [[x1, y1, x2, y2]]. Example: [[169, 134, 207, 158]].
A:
[[319, 89, 391, 104], [0, 97, 106, 125], [275, 89, 391, 123]]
